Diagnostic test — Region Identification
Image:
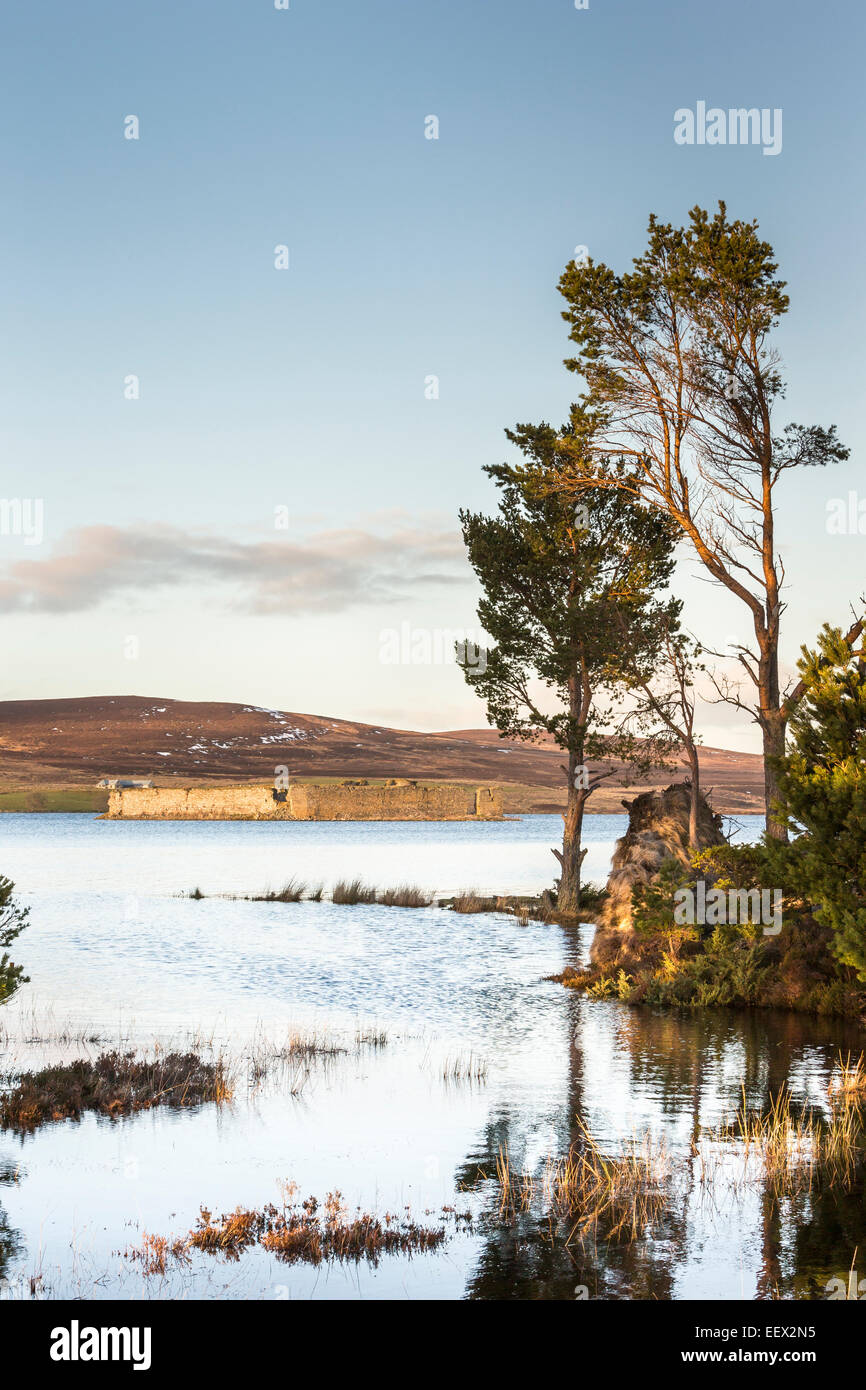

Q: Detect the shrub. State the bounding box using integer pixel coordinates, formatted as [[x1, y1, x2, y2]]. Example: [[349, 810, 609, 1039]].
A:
[[628, 929, 768, 1010]]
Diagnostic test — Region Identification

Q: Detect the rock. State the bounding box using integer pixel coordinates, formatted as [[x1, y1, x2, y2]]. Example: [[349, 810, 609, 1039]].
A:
[[590, 782, 725, 973]]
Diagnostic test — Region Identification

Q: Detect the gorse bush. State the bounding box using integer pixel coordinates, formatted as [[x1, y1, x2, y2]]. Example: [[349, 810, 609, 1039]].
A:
[[0, 876, 29, 1006]]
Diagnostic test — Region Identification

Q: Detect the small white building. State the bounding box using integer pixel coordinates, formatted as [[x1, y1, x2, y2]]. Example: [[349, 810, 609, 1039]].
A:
[[96, 777, 154, 790]]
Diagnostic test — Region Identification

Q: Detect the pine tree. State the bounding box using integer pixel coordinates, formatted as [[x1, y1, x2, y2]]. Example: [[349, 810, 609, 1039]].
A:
[[457, 422, 680, 914], [557, 203, 851, 840], [0, 876, 29, 1005], [775, 625, 866, 978]]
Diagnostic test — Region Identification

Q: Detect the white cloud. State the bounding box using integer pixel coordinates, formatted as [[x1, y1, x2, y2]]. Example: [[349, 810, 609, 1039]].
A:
[[0, 519, 471, 616]]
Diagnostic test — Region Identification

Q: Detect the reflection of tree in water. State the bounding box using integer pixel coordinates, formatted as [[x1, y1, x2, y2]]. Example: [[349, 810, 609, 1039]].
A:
[[461, 1195, 685, 1300], [457, 969, 866, 1300], [579, 995, 866, 1301], [756, 1171, 866, 1300], [456, 1007, 687, 1299], [0, 1159, 22, 1284]]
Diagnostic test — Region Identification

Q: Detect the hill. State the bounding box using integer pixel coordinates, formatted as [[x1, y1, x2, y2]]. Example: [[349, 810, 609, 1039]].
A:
[[0, 695, 766, 815]]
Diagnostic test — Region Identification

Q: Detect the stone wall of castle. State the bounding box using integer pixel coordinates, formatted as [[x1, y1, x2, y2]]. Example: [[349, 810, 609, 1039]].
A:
[[105, 782, 503, 821]]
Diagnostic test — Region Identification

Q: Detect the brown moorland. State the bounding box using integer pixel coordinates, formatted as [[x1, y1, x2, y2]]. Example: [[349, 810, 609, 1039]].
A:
[[0, 695, 765, 814]]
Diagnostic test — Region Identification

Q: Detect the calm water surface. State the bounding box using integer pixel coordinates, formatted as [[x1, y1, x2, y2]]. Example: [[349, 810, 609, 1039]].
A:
[[0, 812, 862, 1300]]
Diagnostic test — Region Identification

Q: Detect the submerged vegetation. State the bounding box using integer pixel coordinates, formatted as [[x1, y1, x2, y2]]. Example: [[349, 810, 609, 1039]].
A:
[[438, 1052, 489, 1083], [245, 1027, 346, 1091], [248, 878, 307, 903], [187, 880, 435, 908], [125, 1185, 472, 1273], [0, 1050, 233, 1133], [697, 1086, 864, 1196], [0, 1023, 395, 1139], [469, 1071, 866, 1271], [181, 879, 606, 920]]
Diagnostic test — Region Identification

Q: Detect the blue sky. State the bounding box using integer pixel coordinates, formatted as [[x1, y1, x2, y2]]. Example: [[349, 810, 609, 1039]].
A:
[[1, 0, 863, 749]]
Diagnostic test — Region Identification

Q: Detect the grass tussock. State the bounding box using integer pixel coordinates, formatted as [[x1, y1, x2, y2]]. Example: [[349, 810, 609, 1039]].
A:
[[182, 880, 558, 917], [186, 880, 321, 903], [0, 1050, 233, 1133], [448, 892, 499, 914], [376, 884, 432, 908], [545, 1127, 670, 1241], [128, 1232, 191, 1277], [331, 878, 377, 905], [125, 1185, 471, 1271]]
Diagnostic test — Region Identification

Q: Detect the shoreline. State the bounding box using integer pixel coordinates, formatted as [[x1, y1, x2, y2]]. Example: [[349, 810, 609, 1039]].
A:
[[0, 795, 764, 819]]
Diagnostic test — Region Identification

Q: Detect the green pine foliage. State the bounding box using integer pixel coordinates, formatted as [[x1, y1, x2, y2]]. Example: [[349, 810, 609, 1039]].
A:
[[630, 858, 695, 937], [457, 422, 682, 912], [774, 625, 866, 979], [0, 876, 29, 1005]]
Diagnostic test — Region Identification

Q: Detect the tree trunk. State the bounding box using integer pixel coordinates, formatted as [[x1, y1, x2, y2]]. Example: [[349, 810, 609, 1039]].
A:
[[554, 782, 588, 915], [761, 711, 788, 842], [756, 611, 788, 842], [686, 745, 701, 850]]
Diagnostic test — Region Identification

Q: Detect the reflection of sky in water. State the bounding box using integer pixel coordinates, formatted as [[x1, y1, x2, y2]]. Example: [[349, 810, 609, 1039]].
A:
[[0, 812, 862, 1300], [4, 809, 636, 900]]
